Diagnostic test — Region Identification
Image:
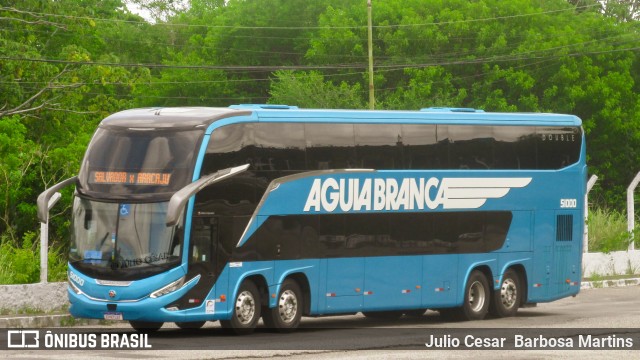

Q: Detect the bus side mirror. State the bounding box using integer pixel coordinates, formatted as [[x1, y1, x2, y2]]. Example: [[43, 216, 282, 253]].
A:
[[165, 164, 250, 227], [37, 176, 77, 223]]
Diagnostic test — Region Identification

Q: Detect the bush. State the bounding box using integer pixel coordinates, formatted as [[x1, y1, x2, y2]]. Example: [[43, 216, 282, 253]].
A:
[[587, 207, 638, 253], [0, 232, 68, 284]]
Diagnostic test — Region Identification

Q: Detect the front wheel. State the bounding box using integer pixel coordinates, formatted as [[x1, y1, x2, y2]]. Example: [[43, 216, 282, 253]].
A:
[[220, 280, 261, 335], [263, 279, 303, 332], [489, 269, 521, 317]]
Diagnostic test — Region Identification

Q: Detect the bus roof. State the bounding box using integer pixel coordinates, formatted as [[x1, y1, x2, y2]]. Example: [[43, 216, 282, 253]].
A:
[[99, 106, 582, 129]]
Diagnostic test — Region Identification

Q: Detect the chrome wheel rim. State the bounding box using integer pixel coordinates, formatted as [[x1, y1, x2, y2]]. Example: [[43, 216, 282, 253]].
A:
[[468, 280, 486, 312], [500, 278, 518, 309], [235, 290, 256, 325], [278, 289, 298, 323]]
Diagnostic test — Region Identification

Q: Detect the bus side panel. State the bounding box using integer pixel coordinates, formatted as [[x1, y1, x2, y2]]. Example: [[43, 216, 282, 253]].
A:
[[324, 257, 364, 313], [363, 256, 422, 311], [456, 255, 498, 306], [553, 209, 582, 297], [212, 266, 230, 317], [228, 261, 274, 313], [529, 210, 555, 301], [497, 211, 533, 253], [272, 259, 321, 311], [422, 254, 458, 307]]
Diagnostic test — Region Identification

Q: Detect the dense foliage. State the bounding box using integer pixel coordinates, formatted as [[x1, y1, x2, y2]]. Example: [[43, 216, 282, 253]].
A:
[[1, 0, 639, 281]]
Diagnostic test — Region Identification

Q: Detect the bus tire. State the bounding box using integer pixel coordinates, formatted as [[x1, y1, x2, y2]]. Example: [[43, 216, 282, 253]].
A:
[[175, 321, 206, 329], [263, 279, 303, 332], [489, 269, 521, 318], [460, 270, 490, 321], [129, 321, 163, 332], [221, 280, 261, 335]]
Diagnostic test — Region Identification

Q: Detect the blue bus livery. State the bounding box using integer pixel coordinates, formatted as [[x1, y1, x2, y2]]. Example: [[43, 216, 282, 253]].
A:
[[38, 105, 586, 334]]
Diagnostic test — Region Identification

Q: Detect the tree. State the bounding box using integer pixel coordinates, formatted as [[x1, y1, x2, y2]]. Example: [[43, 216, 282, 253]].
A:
[[269, 70, 364, 109]]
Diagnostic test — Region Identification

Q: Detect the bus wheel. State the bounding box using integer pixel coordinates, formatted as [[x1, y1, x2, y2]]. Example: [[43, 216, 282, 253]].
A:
[[489, 269, 521, 318], [129, 321, 163, 332], [175, 321, 206, 330], [461, 270, 490, 321], [263, 279, 303, 332], [221, 281, 261, 335]]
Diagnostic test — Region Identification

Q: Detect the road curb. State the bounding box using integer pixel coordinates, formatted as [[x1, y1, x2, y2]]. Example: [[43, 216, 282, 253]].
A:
[[0, 314, 105, 328], [580, 277, 640, 289]]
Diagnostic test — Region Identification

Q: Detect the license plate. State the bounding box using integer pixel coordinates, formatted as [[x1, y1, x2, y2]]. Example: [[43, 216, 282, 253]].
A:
[[103, 312, 123, 320]]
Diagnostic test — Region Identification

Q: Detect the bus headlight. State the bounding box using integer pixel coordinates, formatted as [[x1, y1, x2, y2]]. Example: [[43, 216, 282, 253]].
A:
[[150, 276, 185, 299]]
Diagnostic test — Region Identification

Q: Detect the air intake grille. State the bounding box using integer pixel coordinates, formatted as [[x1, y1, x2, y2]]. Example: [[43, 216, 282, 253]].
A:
[[556, 215, 573, 241]]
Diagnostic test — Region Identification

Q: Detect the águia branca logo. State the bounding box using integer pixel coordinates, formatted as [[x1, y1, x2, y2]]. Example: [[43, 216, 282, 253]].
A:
[[303, 177, 532, 212]]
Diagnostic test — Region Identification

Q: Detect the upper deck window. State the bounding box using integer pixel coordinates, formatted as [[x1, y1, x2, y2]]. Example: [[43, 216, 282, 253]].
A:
[[78, 127, 204, 199]]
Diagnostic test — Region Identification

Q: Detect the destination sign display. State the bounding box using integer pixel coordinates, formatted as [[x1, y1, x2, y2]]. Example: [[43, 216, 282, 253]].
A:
[[89, 171, 172, 186]]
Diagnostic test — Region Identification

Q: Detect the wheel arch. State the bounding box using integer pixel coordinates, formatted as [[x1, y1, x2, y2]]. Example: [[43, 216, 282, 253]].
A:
[[241, 274, 270, 308], [503, 263, 528, 305], [279, 272, 311, 316]]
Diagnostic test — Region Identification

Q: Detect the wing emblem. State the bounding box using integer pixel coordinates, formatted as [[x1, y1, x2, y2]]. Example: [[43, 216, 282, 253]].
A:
[[438, 177, 532, 209]]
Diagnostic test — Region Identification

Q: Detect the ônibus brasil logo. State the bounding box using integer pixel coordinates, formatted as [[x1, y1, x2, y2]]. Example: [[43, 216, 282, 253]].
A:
[[303, 177, 532, 213]]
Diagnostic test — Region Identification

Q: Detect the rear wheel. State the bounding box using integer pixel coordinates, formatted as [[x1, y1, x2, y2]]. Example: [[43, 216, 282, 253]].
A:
[[461, 270, 490, 320], [441, 270, 490, 321], [489, 269, 521, 317], [129, 321, 163, 332], [220, 280, 261, 335], [262, 279, 303, 332]]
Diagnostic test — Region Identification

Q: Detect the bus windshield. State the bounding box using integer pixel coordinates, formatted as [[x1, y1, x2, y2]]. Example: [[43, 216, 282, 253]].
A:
[[77, 127, 203, 199], [70, 197, 183, 280]]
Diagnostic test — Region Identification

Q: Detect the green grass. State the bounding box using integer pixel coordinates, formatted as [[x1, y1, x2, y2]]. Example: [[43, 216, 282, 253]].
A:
[[0, 232, 68, 284], [587, 207, 638, 253]]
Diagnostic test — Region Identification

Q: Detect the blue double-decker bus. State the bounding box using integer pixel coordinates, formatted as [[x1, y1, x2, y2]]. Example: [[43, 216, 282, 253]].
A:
[[38, 105, 586, 334]]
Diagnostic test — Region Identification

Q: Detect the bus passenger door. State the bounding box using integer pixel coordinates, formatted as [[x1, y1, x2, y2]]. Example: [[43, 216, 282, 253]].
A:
[[175, 215, 220, 309]]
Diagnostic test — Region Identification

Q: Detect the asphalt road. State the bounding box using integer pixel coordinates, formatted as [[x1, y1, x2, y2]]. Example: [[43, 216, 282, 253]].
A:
[[3, 286, 640, 359]]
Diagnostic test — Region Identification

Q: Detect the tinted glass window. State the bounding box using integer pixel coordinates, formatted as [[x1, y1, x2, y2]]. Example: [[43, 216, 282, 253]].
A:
[[203, 123, 255, 175], [254, 123, 306, 171], [400, 124, 440, 169], [317, 214, 346, 256], [536, 127, 581, 169], [194, 174, 257, 217], [492, 126, 537, 169], [345, 213, 391, 252], [354, 124, 403, 169], [78, 128, 203, 197], [440, 125, 495, 169], [240, 211, 512, 259], [306, 124, 356, 170]]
